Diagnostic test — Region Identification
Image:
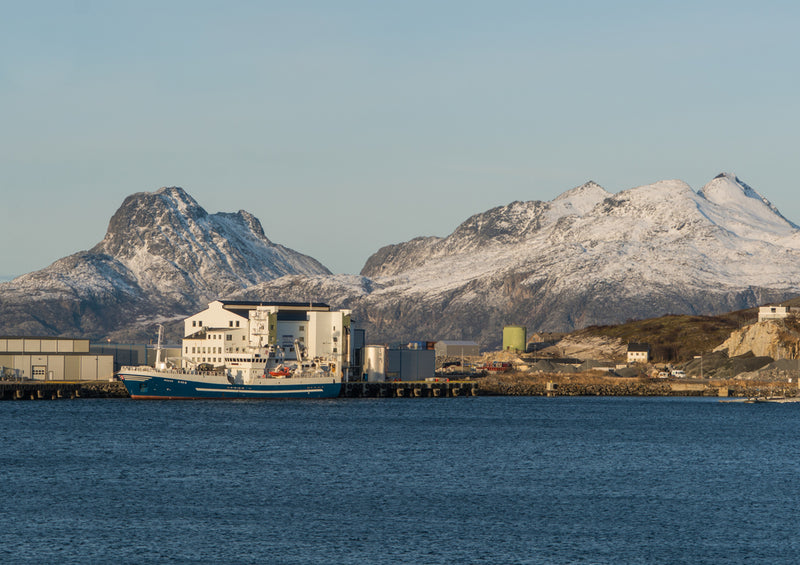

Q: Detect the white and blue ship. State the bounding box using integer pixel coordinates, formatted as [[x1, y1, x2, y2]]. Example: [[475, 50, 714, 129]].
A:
[[119, 367, 341, 399], [119, 328, 342, 399]]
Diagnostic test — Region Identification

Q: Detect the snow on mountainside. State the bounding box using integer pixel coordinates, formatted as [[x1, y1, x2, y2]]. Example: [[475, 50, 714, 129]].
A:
[[2, 174, 800, 348], [362, 175, 800, 292], [697, 173, 799, 240], [0, 187, 330, 339], [341, 174, 800, 346], [91, 187, 329, 300], [360, 181, 612, 279]]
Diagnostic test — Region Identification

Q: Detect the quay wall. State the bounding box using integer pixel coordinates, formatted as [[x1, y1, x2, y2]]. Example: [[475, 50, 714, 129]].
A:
[[0, 380, 127, 400], [3, 376, 795, 400], [477, 374, 799, 398], [341, 381, 479, 398]]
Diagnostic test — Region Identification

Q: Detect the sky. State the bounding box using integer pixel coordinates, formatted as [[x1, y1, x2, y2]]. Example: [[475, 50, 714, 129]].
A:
[[2, 1, 799, 279]]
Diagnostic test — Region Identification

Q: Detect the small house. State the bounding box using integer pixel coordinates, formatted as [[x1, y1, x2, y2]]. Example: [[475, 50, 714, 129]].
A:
[[626, 343, 650, 364]]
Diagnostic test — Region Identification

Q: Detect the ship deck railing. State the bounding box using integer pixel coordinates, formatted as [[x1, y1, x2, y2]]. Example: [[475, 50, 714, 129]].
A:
[[118, 366, 219, 376]]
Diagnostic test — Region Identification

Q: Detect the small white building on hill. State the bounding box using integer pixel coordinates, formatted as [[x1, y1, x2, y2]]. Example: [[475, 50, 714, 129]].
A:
[[758, 305, 795, 323]]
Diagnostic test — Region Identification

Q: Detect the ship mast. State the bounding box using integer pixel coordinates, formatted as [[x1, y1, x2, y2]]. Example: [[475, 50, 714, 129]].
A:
[[155, 324, 164, 369]]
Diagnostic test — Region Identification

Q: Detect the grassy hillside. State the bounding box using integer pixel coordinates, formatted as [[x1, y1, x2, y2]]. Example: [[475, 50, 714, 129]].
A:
[[572, 308, 759, 363]]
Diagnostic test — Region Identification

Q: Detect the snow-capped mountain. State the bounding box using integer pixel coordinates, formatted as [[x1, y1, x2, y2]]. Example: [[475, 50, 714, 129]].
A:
[[2, 175, 799, 348], [0, 187, 329, 339], [242, 173, 800, 347]]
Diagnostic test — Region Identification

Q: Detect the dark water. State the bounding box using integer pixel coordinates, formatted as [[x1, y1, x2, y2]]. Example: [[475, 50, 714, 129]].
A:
[[2, 397, 799, 564]]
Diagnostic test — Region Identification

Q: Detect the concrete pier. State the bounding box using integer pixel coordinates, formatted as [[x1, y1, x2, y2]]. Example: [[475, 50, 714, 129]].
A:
[[0, 381, 127, 400], [340, 381, 479, 398]]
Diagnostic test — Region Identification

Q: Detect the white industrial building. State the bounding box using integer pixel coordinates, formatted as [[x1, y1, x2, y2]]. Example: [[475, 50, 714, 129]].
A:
[[0, 337, 114, 381], [182, 300, 356, 379]]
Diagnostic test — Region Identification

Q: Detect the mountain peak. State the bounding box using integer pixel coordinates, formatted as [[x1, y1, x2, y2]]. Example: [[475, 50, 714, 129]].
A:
[[554, 180, 610, 200], [549, 181, 611, 218], [701, 173, 764, 204], [698, 173, 798, 231], [93, 187, 208, 258]]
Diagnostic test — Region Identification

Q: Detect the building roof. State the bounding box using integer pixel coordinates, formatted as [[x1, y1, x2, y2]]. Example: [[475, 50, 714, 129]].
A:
[[0, 336, 89, 341], [627, 343, 650, 352], [437, 340, 480, 346], [218, 300, 330, 309]]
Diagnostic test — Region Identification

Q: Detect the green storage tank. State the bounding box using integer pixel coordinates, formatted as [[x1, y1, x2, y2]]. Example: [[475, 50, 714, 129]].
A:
[[503, 325, 527, 352]]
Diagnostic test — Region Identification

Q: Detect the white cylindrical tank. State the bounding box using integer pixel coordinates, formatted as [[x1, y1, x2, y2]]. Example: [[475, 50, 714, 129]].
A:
[[363, 345, 387, 382]]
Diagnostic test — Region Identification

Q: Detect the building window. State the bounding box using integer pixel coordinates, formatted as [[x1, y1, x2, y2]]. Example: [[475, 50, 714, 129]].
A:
[[227, 335, 232, 341], [229, 321, 233, 327], [193, 321, 197, 327], [236, 321, 240, 328]]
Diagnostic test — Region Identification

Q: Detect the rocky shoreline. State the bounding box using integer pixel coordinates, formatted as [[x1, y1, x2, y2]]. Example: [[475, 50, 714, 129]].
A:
[[477, 373, 799, 398]]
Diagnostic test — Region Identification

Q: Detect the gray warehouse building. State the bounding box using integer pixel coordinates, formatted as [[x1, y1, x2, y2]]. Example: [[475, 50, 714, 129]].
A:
[[388, 348, 435, 381], [434, 340, 480, 358], [0, 337, 114, 381]]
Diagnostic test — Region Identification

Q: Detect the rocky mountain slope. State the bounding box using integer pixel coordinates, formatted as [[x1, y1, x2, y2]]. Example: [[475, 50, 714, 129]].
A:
[[715, 318, 800, 360], [3, 174, 800, 348], [242, 174, 800, 347], [0, 187, 329, 339]]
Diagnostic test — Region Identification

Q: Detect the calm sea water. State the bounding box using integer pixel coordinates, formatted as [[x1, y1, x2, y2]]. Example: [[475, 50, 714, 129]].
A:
[[1, 396, 799, 564]]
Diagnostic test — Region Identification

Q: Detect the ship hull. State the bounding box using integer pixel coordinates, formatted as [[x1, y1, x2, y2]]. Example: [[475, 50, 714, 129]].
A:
[[119, 369, 341, 399]]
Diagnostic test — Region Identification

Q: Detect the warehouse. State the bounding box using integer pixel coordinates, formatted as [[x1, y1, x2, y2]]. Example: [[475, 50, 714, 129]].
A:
[[90, 342, 182, 371], [0, 337, 114, 381], [361, 345, 435, 382], [434, 340, 480, 359]]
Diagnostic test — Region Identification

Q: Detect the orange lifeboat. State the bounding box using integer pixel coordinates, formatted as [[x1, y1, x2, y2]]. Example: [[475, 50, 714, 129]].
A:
[[269, 366, 292, 377]]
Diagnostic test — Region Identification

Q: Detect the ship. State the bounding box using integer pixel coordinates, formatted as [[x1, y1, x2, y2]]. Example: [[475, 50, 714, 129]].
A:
[[119, 326, 342, 399]]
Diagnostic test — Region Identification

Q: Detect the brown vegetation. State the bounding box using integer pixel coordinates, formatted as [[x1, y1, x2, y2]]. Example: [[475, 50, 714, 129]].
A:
[[572, 313, 753, 362]]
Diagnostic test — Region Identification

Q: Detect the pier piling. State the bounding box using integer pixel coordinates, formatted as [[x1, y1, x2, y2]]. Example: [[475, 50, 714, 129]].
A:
[[340, 380, 478, 398]]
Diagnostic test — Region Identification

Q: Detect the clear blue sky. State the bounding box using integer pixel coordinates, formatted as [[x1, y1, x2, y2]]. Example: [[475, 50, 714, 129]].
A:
[[2, 1, 799, 278]]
